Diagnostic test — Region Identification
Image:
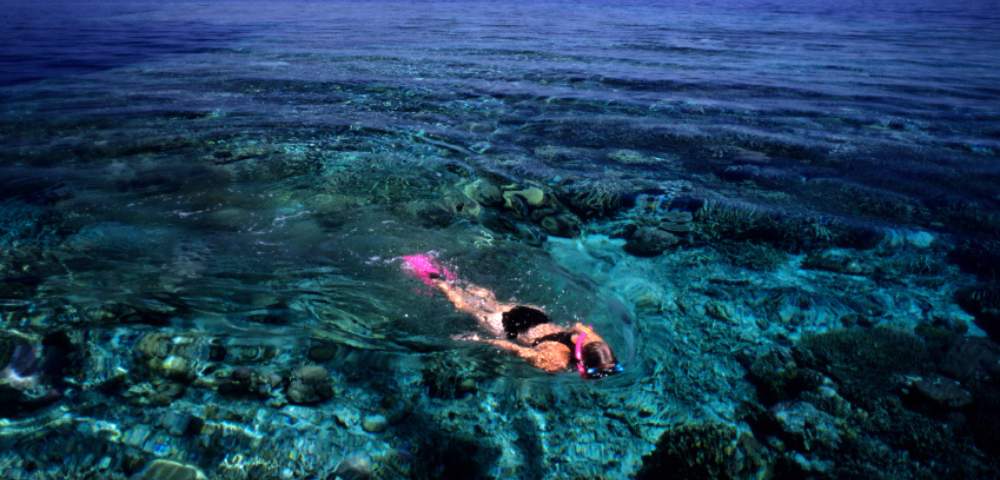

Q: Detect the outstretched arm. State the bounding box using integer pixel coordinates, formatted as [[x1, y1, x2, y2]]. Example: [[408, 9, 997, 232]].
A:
[[481, 339, 570, 373]]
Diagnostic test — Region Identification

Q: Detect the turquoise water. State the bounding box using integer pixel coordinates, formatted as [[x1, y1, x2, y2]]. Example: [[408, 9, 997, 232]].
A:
[[2, 0, 999, 478]]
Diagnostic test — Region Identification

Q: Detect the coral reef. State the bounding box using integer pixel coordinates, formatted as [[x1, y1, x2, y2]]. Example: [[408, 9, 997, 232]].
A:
[[556, 177, 632, 219], [637, 422, 766, 480], [955, 284, 1000, 340], [421, 351, 485, 399], [286, 365, 335, 405], [738, 327, 1000, 479], [1, 3, 998, 478], [693, 201, 883, 253], [624, 227, 679, 257], [948, 239, 1000, 280], [795, 328, 931, 407], [715, 242, 788, 271], [134, 459, 207, 480], [410, 431, 499, 480]]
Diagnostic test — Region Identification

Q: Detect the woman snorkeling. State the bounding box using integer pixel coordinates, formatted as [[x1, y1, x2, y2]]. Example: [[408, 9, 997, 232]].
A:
[[401, 253, 623, 379]]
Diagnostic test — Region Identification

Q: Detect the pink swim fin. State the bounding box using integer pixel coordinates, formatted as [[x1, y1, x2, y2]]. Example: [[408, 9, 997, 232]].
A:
[[401, 253, 456, 286]]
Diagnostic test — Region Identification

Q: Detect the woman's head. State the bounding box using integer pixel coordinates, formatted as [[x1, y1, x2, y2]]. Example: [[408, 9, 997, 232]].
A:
[[580, 340, 622, 379]]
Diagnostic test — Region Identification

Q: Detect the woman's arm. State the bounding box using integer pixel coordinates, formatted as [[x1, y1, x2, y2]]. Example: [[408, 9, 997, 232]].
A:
[[482, 339, 570, 373]]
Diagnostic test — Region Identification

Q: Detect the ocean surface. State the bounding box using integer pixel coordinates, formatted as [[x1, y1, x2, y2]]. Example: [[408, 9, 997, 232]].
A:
[[2, 1, 999, 478]]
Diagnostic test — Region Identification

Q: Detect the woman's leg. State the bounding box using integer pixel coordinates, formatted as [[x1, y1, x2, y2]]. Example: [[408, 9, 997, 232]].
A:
[[400, 253, 507, 336], [401, 253, 456, 285], [433, 280, 506, 336]]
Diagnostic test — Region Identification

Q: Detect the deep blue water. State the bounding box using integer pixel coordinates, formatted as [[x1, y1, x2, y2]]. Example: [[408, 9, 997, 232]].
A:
[[4, 0, 998, 202], [4, 1, 998, 87], [2, 1, 1000, 478]]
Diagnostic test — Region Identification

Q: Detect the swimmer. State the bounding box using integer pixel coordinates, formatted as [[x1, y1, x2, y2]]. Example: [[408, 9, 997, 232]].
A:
[[402, 253, 623, 379]]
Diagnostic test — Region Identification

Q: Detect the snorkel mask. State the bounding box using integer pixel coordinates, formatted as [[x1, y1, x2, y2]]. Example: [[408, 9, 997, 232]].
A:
[[574, 324, 624, 379]]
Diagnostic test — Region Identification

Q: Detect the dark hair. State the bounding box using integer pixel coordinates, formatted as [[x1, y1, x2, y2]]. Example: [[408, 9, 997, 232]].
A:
[[502, 306, 550, 339], [581, 341, 619, 378]]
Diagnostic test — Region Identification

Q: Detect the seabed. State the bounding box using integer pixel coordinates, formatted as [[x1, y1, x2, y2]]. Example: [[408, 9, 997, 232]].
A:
[[1, 0, 999, 478]]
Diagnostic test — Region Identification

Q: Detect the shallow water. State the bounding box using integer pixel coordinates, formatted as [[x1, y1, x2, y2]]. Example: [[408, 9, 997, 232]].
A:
[[2, 0, 1000, 478]]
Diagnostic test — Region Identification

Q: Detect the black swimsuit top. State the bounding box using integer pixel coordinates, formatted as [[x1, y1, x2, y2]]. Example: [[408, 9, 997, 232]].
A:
[[530, 331, 575, 349]]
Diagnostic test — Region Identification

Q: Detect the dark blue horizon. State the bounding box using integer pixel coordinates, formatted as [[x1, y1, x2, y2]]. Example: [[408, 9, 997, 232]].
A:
[[3, 0, 999, 86]]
